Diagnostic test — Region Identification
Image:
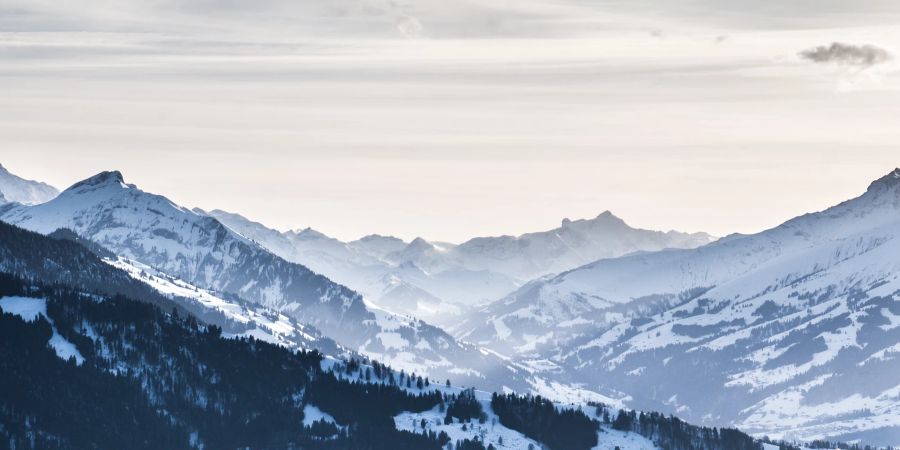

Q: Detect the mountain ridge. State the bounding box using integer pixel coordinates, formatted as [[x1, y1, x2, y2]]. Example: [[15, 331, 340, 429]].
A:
[[456, 168, 900, 445], [209, 207, 716, 325], [0, 163, 59, 206], [0, 169, 540, 393]]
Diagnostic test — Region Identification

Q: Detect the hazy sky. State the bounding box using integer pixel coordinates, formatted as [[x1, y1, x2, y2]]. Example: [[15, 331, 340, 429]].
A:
[[3, 0, 900, 242]]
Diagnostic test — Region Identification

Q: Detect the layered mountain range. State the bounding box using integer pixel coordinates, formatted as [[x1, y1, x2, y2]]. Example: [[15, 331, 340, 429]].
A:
[[208, 208, 714, 326], [1, 163, 898, 446], [0, 222, 764, 450], [455, 168, 900, 445], [0, 170, 529, 392]]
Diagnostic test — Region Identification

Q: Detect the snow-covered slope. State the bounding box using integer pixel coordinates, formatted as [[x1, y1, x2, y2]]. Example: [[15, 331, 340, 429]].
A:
[[0, 171, 371, 341], [208, 208, 714, 327], [0, 296, 84, 365], [0, 171, 537, 393], [458, 168, 900, 445], [106, 256, 348, 355], [392, 385, 662, 450], [207, 209, 514, 326], [0, 163, 58, 205]]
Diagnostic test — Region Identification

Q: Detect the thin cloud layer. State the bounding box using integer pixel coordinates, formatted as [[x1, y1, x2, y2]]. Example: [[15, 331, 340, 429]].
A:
[[799, 42, 891, 67], [4, 2, 900, 241]]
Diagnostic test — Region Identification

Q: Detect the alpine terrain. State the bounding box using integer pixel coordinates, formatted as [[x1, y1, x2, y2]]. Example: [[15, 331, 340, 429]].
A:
[[0, 163, 895, 449], [456, 168, 900, 446], [0, 170, 530, 393], [0, 163, 59, 206], [208, 208, 714, 327], [0, 188, 771, 450]]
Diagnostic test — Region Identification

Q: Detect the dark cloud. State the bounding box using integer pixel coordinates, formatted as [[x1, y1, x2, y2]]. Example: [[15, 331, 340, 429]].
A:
[[799, 42, 891, 68]]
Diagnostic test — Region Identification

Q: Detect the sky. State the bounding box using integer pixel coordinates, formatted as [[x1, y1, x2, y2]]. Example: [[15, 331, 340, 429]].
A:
[[2, 0, 900, 242]]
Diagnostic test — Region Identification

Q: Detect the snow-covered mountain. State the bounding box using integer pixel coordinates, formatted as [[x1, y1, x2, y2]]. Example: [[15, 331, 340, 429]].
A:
[[208, 208, 714, 327], [106, 256, 350, 356], [0, 163, 58, 205], [422, 211, 715, 282], [457, 168, 900, 445], [0, 213, 849, 450], [0, 170, 370, 340], [207, 209, 516, 325], [0, 170, 533, 392]]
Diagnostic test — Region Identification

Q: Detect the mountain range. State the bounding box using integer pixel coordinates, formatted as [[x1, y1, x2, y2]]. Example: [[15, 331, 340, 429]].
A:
[[0, 220, 766, 450], [0, 163, 898, 447], [208, 208, 714, 326], [0, 170, 531, 393], [454, 168, 900, 445]]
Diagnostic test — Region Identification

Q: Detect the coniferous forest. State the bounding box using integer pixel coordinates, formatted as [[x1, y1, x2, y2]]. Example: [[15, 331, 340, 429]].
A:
[[491, 392, 599, 450], [0, 274, 448, 450], [604, 406, 759, 450]]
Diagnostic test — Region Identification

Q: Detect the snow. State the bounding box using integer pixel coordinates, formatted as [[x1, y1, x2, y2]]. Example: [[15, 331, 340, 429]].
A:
[[0, 164, 59, 205], [377, 332, 410, 350], [0, 296, 84, 365], [303, 404, 340, 427], [558, 317, 593, 328], [107, 257, 323, 351], [481, 171, 900, 356], [880, 307, 900, 330], [492, 317, 511, 340], [740, 379, 900, 442], [6, 166, 900, 445], [451, 169, 900, 444], [0, 296, 45, 322], [365, 303, 404, 331], [860, 343, 900, 365], [48, 333, 84, 364], [514, 331, 554, 353], [394, 403, 542, 449], [724, 297, 865, 391], [593, 427, 660, 450], [394, 387, 656, 450], [528, 377, 628, 408], [211, 204, 712, 324]]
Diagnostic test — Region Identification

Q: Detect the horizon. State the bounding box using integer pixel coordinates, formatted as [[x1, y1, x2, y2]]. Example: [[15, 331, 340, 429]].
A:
[[3, 1, 900, 243], [2, 160, 899, 243]]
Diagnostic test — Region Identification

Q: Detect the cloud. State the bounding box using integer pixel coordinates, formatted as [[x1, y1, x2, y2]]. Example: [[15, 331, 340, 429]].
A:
[[799, 42, 891, 68], [395, 15, 425, 38]]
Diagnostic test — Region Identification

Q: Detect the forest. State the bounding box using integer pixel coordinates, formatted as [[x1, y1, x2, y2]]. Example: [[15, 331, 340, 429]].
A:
[[0, 274, 450, 449]]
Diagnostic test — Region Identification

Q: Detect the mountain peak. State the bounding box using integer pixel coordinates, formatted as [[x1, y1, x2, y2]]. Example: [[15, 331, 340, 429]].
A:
[[864, 167, 900, 196], [561, 211, 622, 228], [358, 233, 402, 242], [290, 227, 329, 240], [68, 170, 125, 190], [873, 167, 900, 184], [588, 210, 627, 228], [598, 209, 627, 219]]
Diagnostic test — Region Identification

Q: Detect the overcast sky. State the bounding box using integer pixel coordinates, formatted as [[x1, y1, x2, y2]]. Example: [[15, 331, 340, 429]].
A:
[[2, 0, 900, 242]]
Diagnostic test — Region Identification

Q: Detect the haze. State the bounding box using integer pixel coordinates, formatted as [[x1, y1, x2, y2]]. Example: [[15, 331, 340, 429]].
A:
[[3, 0, 900, 242]]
